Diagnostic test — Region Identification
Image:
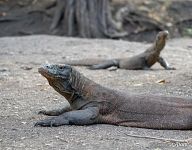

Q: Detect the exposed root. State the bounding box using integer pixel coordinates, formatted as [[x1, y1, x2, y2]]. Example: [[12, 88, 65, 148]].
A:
[[0, 17, 19, 22], [50, 0, 126, 38]]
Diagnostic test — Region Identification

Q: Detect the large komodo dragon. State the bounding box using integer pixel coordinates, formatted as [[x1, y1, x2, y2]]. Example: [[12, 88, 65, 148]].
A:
[[35, 64, 192, 129], [64, 30, 175, 70]]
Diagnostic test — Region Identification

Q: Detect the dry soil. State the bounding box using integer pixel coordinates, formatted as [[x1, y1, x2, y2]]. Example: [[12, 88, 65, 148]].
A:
[[0, 35, 192, 150]]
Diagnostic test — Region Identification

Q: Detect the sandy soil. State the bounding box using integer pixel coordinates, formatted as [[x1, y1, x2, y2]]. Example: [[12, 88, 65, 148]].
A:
[[0, 35, 192, 150]]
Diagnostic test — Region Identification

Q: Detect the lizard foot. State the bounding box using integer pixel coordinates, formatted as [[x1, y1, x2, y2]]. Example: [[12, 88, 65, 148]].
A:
[[38, 110, 47, 115], [35, 117, 68, 127], [34, 118, 58, 127]]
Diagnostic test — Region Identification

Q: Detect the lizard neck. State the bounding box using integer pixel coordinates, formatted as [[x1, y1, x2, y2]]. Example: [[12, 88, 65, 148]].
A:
[[147, 39, 166, 54], [151, 40, 165, 53], [70, 69, 96, 102]]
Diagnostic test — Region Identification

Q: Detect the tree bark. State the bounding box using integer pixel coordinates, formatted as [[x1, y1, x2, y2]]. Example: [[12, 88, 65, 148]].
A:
[[51, 0, 125, 38]]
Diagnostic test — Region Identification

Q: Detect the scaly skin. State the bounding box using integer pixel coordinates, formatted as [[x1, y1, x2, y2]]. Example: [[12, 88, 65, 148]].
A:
[[35, 64, 192, 129], [64, 31, 175, 70]]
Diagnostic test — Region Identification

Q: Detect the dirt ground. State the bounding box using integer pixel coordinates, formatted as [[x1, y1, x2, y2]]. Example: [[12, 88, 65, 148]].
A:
[[0, 35, 192, 150]]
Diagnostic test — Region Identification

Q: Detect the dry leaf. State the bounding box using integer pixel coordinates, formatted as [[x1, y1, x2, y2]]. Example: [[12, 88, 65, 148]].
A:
[[156, 79, 170, 84], [133, 83, 143, 86]]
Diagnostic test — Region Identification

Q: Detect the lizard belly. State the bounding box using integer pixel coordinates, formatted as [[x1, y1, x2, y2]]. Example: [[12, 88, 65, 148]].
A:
[[101, 111, 192, 129], [119, 58, 144, 69], [99, 94, 192, 129]]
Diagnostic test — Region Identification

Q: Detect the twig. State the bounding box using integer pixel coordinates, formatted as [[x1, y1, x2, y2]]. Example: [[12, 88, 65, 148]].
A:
[[124, 133, 192, 143]]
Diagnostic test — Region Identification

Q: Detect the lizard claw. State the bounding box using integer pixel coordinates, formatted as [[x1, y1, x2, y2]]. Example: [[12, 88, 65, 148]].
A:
[[38, 110, 46, 115], [34, 119, 54, 127], [34, 121, 49, 127], [34, 118, 62, 127], [34, 122, 41, 127]]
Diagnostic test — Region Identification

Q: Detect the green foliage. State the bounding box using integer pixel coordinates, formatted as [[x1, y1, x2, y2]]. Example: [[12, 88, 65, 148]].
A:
[[183, 28, 192, 37]]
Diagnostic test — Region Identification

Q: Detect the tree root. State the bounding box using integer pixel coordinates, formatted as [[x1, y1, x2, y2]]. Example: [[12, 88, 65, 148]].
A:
[[0, 17, 19, 22], [50, 0, 126, 38], [27, 9, 53, 17]]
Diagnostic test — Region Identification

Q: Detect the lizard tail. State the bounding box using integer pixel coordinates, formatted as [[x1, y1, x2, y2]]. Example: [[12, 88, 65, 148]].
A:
[[62, 58, 113, 66]]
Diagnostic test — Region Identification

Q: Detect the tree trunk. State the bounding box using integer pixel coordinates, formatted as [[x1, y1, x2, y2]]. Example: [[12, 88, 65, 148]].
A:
[[50, 0, 125, 38]]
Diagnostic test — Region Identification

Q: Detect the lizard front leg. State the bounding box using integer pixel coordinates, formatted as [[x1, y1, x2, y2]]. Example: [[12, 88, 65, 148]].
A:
[[158, 56, 176, 70], [38, 105, 71, 116], [35, 107, 99, 127]]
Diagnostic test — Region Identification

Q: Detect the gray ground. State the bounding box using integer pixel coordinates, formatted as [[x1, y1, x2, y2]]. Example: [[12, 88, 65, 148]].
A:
[[0, 35, 192, 150]]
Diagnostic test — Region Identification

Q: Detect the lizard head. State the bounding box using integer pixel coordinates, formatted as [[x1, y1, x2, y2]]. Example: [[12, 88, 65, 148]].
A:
[[38, 64, 72, 80], [155, 30, 169, 51], [38, 64, 75, 101]]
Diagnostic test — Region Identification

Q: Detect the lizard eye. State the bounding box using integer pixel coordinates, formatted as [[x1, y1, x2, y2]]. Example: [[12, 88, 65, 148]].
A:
[[59, 66, 65, 69], [157, 35, 162, 40]]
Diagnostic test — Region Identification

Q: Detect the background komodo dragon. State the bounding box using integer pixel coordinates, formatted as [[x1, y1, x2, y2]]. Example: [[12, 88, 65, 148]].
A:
[[64, 31, 175, 70], [35, 64, 192, 129]]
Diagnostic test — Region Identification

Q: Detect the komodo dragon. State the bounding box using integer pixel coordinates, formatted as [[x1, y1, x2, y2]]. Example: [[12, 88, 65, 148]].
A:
[[64, 31, 175, 70], [35, 64, 192, 129]]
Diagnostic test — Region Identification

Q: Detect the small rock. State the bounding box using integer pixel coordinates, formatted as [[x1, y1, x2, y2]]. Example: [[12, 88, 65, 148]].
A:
[[21, 121, 27, 124], [108, 66, 117, 71], [53, 98, 58, 101], [187, 45, 192, 49], [62, 56, 70, 59], [0, 68, 9, 72], [133, 83, 143, 87], [21, 66, 33, 70], [45, 143, 53, 147], [20, 137, 26, 140]]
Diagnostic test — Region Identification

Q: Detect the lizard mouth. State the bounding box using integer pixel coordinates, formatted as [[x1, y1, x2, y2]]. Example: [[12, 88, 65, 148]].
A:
[[38, 67, 55, 80], [161, 30, 169, 39], [38, 64, 70, 80]]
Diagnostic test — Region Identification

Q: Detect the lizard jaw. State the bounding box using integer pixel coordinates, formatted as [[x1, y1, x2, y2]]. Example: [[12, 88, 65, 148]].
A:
[[38, 65, 55, 80]]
